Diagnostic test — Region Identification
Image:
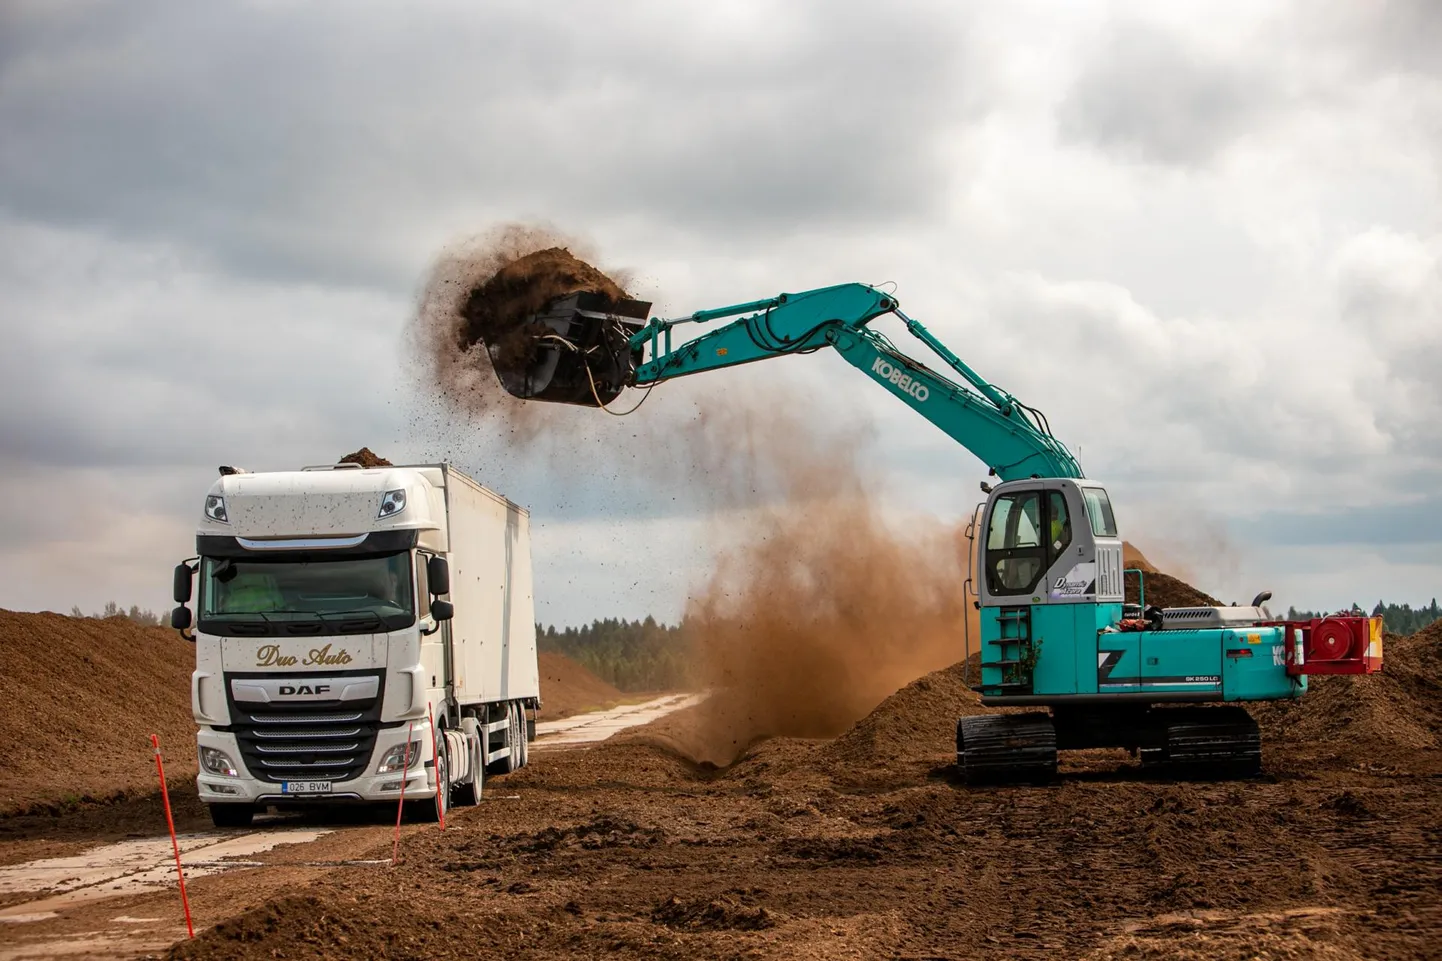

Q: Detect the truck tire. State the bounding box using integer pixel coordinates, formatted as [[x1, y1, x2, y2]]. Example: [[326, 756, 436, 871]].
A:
[[517, 704, 530, 768], [501, 705, 522, 775], [208, 803, 255, 828], [414, 738, 451, 823], [451, 731, 484, 806]]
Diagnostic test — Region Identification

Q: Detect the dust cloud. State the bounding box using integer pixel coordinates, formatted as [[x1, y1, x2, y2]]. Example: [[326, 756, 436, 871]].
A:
[[663, 407, 974, 766]]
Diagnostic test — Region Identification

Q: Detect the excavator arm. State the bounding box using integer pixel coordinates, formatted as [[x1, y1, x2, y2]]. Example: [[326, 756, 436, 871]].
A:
[[622, 283, 1083, 481]]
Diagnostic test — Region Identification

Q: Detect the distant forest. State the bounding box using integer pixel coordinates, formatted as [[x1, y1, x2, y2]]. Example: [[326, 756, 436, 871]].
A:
[[1286, 600, 1441, 636], [536, 617, 691, 692]]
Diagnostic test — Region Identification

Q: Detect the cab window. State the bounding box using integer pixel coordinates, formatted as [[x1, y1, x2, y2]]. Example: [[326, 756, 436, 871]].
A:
[[1047, 491, 1072, 562], [1081, 487, 1118, 538], [985, 491, 1046, 595]]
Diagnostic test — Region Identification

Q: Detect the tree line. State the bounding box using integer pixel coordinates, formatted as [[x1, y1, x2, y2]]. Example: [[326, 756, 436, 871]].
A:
[[536, 616, 691, 692], [70, 601, 165, 625], [1285, 599, 1440, 636]]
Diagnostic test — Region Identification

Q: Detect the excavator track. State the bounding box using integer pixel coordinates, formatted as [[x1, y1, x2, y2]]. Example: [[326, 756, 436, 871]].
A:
[[956, 713, 1057, 785], [1140, 707, 1262, 779]]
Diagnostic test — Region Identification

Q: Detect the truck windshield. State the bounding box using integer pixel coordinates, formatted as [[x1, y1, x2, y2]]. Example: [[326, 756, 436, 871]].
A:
[[199, 552, 415, 632]]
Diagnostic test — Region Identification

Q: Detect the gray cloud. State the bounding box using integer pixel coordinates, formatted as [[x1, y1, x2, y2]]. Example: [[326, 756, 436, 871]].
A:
[[0, 1, 1438, 620], [0, 0, 984, 290], [1250, 494, 1442, 548], [1056, 19, 1274, 166]]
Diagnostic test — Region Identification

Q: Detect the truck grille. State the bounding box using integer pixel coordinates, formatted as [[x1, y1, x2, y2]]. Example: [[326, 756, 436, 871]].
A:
[[224, 672, 385, 784]]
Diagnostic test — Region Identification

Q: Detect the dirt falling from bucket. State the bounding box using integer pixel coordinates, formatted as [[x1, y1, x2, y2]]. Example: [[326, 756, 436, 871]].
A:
[[670, 406, 973, 767], [409, 223, 637, 445]]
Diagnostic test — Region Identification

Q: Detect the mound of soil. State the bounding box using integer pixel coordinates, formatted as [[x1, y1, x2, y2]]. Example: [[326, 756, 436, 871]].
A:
[[536, 651, 626, 720], [1122, 541, 1155, 571], [338, 448, 392, 468], [1127, 570, 1221, 609], [816, 660, 985, 772], [459, 247, 630, 367], [0, 611, 197, 816], [1253, 620, 1442, 766]]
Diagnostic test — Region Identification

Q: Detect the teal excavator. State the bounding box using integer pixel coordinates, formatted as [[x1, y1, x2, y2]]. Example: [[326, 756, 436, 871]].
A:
[[494, 282, 1383, 783]]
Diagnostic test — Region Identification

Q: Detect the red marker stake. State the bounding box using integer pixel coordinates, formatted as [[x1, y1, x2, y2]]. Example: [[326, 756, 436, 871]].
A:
[[149, 735, 194, 939], [427, 702, 446, 830], [391, 721, 414, 866]]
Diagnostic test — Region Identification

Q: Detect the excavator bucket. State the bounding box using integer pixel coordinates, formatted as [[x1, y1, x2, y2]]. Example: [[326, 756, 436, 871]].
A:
[[489, 292, 651, 407]]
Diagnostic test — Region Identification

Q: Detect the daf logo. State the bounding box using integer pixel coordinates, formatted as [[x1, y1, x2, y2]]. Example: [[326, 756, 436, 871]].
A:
[[278, 684, 331, 697]]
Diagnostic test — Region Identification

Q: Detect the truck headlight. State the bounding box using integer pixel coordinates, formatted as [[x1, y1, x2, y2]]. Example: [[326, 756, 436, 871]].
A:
[[378, 489, 407, 518], [204, 495, 229, 523], [376, 741, 422, 774], [201, 748, 238, 776]]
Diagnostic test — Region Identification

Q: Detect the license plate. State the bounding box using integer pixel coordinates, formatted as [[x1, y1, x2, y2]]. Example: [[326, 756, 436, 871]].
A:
[[281, 780, 332, 795]]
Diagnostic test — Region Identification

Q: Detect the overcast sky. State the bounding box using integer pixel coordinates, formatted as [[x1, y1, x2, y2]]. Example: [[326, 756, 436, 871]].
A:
[[1, 0, 1438, 625]]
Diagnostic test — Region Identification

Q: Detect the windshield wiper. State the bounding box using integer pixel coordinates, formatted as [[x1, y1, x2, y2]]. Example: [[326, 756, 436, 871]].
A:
[[317, 609, 385, 630]]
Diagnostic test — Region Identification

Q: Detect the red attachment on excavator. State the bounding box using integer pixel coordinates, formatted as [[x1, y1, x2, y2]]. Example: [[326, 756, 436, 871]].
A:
[[1263, 614, 1384, 676]]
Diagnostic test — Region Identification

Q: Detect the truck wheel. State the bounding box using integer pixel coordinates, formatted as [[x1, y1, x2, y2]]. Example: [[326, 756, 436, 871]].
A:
[[415, 739, 450, 823], [451, 733, 484, 806], [208, 803, 255, 828], [518, 705, 530, 768], [501, 706, 523, 775]]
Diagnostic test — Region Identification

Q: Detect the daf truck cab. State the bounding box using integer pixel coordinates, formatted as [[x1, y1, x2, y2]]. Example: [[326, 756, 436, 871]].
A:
[[171, 462, 539, 827]]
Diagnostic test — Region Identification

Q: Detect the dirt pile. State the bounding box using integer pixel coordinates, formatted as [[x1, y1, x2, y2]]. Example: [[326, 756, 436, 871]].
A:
[[0, 611, 196, 816], [337, 447, 392, 468], [536, 651, 626, 720], [1126, 570, 1221, 608], [817, 661, 984, 773], [1122, 540, 1155, 571], [1253, 620, 1442, 765]]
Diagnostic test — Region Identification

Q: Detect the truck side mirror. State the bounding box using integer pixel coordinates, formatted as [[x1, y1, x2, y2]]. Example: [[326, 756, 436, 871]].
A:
[[171, 605, 192, 630], [430, 599, 454, 622], [427, 556, 450, 596], [173, 563, 193, 603]]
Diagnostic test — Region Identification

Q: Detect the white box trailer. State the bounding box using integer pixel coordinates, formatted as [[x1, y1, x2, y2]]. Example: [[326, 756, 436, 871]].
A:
[[171, 462, 539, 827]]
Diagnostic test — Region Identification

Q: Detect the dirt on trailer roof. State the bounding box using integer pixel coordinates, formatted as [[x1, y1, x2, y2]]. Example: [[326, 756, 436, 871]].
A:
[[337, 447, 393, 468]]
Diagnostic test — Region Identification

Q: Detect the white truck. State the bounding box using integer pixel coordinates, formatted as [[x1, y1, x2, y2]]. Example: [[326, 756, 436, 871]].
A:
[[170, 462, 539, 827]]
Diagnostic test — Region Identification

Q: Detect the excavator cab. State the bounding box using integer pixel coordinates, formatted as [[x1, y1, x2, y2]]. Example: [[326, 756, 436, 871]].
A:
[[490, 293, 651, 407]]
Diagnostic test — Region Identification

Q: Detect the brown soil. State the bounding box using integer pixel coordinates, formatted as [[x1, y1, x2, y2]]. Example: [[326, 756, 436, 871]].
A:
[[338, 448, 392, 468], [0, 610, 198, 817], [166, 656, 1442, 960], [1253, 621, 1442, 771], [2, 578, 1438, 958], [536, 652, 626, 720], [1126, 570, 1222, 608], [458, 246, 630, 369], [1123, 541, 1156, 571]]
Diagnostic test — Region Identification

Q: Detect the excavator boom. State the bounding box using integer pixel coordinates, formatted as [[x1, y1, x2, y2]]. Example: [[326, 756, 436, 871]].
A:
[[621, 283, 1082, 481]]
